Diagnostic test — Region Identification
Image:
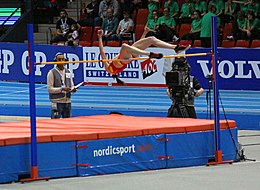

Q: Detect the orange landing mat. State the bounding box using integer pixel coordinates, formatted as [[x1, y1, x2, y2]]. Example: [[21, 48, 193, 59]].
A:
[[0, 115, 236, 146]]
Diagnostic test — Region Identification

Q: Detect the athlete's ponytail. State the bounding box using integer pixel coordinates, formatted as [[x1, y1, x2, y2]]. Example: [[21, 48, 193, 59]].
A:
[[112, 75, 125, 86]]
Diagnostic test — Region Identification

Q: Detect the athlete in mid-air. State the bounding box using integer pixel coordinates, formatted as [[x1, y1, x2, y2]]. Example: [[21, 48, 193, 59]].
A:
[[97, 28, 190, 84]]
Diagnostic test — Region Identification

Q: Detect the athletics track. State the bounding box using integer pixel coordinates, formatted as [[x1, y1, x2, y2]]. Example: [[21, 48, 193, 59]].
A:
[[0, 81, 259, 129]]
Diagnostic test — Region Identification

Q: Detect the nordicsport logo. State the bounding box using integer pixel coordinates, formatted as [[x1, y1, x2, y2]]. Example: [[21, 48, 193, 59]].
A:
[[93, 144, 136, 157]]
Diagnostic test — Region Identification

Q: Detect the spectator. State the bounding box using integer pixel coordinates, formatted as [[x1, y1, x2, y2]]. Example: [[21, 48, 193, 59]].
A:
[[229, 10, 247, 40], [181, 10, 202, 41], [156, 7, 178, 42], [101, 8, 119, 42], [200, 4, 218, 47], [209, 0, 225, 24], [179, 0, 194, 24], [38, 0, 68, 10], [113, 11, 134, 42], [230, 9, 259, 40], [256, 0, 260, 18], [209, 0, 225, 16], [144, 9, 159, 37], [47, 53, 77, 119], [51, 9, 81, 45], [136, 0, 148, 9], [223, 0, 237, 24], [54, 0, 68, 9], [65, 23, 79, 46], [232, 0, 260, 18], [148, 0, 159, 19], [193, 0, 207, 17], [238, 0, 250, 15], [245, 10, 260, 40], [78, 0, 100, 27], [96, 0, 121, 26], [164, 0, 179, 19], [120, 0, 135, 17], [36, 0, 59, 23], [247, 0, 260, 18]]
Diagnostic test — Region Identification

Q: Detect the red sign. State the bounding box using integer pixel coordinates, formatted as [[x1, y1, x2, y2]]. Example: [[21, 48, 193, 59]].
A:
[[140, 58, 158, 79]]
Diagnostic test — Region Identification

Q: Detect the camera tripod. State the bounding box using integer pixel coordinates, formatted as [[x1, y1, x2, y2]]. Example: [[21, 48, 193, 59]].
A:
[[236, 147, 256, 162], [171, 102, 190, 118]]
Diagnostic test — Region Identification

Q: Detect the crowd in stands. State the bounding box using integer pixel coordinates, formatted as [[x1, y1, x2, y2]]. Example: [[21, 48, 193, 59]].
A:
[[34, 0, 69, 23], [36, 0, 260, 47]]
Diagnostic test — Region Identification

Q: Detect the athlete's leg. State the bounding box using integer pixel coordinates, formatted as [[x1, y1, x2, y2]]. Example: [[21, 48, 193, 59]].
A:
[[140, 26, 152, 39], [120, 43, 163, 59], [133, 35, 191, 53], [132, 36, 177, 50], [119, 43, 150, 58]]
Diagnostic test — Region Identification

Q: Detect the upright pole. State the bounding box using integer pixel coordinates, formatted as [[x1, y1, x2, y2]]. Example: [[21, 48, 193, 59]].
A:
[[28, 23, 38, 177], [208, 16, 232, 165], [212, 16, 221, 154], [20, 24, 49, 182]]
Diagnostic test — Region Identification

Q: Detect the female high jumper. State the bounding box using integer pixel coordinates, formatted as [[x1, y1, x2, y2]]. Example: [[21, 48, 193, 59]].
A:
[[97, 28, 190, 84]]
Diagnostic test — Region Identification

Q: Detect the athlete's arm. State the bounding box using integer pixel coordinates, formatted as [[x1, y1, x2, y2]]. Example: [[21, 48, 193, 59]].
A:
[[98, 29, 110, 72]]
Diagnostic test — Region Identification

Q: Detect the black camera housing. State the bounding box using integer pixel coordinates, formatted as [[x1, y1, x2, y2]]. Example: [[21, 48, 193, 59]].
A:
[[165, 57, 191, 88], [165, 57, 192, 104]]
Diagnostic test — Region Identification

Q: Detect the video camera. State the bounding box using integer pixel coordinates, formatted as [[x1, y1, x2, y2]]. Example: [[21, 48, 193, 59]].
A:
[[165, 57, 192, 104], [165, 57, 191, 87]]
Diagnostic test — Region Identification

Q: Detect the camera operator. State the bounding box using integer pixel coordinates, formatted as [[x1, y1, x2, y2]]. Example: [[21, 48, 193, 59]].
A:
[[166, 57, 204, 118]]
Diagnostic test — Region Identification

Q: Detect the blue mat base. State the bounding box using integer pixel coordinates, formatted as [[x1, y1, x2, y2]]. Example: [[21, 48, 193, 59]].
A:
[[0, 129, 238, 183], [0, 142, 77, 183]]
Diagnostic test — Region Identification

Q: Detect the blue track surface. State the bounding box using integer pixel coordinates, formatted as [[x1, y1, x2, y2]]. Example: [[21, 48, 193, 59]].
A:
[[0, 81, 259, 129]]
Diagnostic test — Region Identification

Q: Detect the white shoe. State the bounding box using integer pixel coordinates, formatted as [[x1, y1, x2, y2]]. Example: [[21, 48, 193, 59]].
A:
[[172, 35, 179, 42], [227, 35, 234, 40]]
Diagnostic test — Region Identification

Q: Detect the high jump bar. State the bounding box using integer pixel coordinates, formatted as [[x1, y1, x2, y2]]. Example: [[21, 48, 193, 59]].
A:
[[35, 52, 211, 65]]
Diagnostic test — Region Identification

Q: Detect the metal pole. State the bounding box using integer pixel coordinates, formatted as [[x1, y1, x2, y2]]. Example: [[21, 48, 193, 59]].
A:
[[28, 24, 37, 170], [21, 24, 49, 182], [207, 16, 233, 166], [211, 16, 221, 152]]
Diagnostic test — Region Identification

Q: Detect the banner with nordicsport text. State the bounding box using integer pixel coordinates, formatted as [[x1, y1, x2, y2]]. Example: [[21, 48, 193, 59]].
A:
[[76, 134, 166, 176], [0, 42, 259, 90]]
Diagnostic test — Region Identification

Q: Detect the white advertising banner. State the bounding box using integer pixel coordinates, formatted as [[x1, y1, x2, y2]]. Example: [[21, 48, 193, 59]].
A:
[[82, 47, 176, 85]]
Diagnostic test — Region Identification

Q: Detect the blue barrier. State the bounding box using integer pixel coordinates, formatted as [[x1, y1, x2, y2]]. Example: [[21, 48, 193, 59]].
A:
[[0, 129, 238, 183], [0, 142, 77, 183], [77, 134, 166, 176], [166, 128, 237, 168]]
